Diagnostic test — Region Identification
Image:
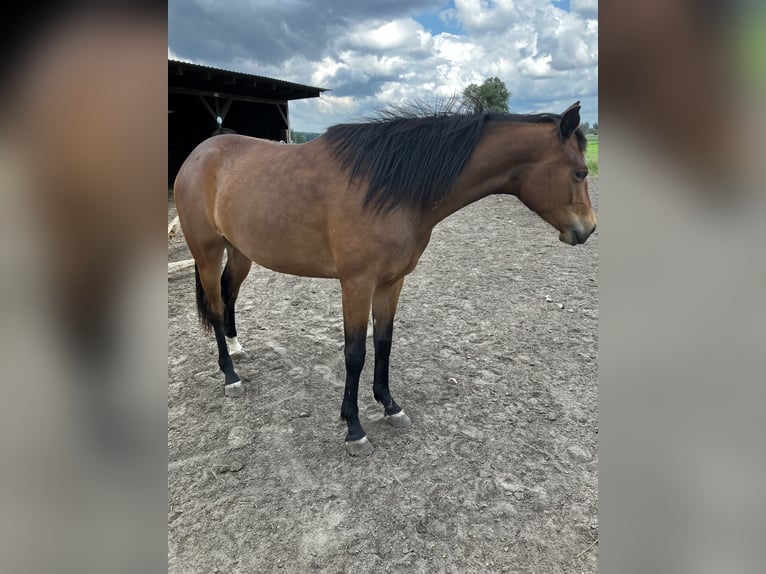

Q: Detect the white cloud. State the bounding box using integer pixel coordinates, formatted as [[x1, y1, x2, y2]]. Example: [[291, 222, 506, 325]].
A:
[[551, 32, 593, 70], [434, 34, 483, 65], [519, 54, 555, 78], [310, 95, 361, 118], [570, 0, 598, 19], [345, 18, 431, 53], [169, 1, 598, 132], [452, 0, 521, 33], [548, 13, 598, 70], [310, 57, 345, 87]]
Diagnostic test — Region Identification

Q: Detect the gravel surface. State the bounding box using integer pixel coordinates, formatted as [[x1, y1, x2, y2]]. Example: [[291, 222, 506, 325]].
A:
[[168, 179, 599, 573]]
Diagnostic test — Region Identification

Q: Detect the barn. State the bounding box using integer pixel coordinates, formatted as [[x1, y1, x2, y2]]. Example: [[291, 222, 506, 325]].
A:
[[168, 59, 327, 185]]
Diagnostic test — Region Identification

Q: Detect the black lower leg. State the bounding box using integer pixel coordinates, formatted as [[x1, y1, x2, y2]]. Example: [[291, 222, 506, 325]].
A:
[[220, 265, 237, 338], [213, 320, 240, 386], [373, 320, 402, 416], [341, 329, 367, 442]]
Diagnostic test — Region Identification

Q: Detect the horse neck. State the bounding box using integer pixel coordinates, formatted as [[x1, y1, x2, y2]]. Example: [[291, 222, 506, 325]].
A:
[[419, 122, 545, 229]]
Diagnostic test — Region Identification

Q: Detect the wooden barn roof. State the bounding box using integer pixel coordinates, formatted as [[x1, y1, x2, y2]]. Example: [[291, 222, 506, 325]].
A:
[[168, 59, 327, 104]]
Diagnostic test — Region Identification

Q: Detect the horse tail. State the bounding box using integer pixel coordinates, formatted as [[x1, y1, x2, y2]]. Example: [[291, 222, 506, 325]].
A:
[[194, 263, 214, 332]]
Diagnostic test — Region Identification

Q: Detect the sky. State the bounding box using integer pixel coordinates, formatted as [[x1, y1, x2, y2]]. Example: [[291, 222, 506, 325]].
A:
[[168, 0, 598, 133]]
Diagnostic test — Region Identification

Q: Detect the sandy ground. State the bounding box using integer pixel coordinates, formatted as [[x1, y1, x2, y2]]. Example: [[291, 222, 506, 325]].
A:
[[168, 179, 598, 573]]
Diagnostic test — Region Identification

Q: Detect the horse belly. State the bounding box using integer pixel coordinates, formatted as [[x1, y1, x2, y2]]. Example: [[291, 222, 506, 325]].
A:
[[217, 181, 339, 278], [236, 231, 338, 279], [254, 254, 338, 279]]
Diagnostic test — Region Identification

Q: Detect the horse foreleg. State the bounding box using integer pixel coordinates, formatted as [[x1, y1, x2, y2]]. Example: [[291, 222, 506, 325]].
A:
[[339, 279, 375, 456], [372, 278, 411, 429]]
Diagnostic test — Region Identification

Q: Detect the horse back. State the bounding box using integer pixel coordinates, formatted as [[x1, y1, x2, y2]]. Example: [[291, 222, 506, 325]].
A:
[[174, 135, 343, 276]]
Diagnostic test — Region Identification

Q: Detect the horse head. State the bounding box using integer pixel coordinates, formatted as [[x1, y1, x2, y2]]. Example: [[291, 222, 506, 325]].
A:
[[514, 102, 597, 245]]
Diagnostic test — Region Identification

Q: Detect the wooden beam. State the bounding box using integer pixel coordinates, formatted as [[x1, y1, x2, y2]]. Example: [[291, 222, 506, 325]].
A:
[[197, 95, 216, 119], [275, 103, 288, 125], [221, 98, 233, 121], [169, 86, 287, 106]]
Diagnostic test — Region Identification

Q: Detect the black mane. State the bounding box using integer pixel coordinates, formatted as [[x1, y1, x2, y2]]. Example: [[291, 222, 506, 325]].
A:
[[324, 108, 585, 213]]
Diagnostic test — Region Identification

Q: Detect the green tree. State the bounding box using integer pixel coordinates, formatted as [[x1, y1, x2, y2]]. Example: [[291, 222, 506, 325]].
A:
[[462, 77, 510, 112], [290, 129, 307, 143]]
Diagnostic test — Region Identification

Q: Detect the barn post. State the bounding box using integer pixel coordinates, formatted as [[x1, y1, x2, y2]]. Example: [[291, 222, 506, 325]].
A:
[[274, 102, 290, 143]]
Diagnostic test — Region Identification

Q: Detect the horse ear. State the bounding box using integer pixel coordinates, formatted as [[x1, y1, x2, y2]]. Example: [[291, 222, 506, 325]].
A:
[[559, 101, 581, 140]]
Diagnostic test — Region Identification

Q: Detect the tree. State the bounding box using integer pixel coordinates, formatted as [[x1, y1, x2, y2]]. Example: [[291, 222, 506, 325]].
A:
[[290, 129, 307, 143], [462, 77, 510, 113]]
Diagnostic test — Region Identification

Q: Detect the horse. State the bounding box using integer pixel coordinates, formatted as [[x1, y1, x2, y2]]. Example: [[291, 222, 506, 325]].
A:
[[173, 102, 596, 456]]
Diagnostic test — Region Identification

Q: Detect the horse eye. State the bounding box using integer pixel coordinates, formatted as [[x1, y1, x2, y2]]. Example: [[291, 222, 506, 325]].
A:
[[574, 170, 588, 181]]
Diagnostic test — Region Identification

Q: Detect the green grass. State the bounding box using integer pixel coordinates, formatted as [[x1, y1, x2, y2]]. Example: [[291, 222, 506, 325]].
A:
[[737, 7, 766, 89], [585, 134, 598, 176]]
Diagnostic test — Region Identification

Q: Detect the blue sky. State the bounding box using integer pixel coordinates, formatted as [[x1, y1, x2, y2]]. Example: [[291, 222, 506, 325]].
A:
[[414, 3, 461, 35], [169, 0, 597, 132]]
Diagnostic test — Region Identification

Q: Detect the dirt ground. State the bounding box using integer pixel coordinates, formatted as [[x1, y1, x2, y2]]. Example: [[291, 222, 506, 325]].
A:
[[168, 179, 599, 573]]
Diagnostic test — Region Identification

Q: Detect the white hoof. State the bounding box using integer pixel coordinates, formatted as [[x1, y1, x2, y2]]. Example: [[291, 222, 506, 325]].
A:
[[345, 436, 374, 456], [385, 410, 412, 429], [224, 380, 245, 398]]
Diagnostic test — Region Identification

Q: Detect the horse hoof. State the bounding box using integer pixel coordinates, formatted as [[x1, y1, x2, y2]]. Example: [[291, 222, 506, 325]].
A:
[[224, 381, 245, 398], [385, 410, 412, 429], [345, 436, 374, 457], [229, 350, 247, 362]]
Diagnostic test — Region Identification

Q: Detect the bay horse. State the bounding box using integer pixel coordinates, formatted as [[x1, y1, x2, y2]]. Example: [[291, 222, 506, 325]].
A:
[[173, 102, 596, 456]]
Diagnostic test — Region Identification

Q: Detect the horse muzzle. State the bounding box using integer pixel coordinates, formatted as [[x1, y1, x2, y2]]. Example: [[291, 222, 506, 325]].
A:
[[560, 223, 596, 246]]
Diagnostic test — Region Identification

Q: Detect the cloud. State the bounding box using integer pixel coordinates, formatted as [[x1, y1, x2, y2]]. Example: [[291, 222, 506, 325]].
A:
[[547, 12, 598, 70], [570, 0, 598, 20], [519, 54, 555, 78], [344, 18, 432, 54], [450, 0, 519, 33], [168, 0, 598, 132]]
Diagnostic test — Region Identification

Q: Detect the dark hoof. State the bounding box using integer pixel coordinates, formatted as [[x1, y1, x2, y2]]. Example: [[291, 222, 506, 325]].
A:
[[345, 436, 374, 456], [385, 410, 412, 429], [224, 381, 245, 398]]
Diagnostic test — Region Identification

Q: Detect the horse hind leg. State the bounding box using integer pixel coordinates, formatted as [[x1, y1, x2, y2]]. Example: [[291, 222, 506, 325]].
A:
[[195, 252, 244, 397], [221, 245, 252, 360]]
